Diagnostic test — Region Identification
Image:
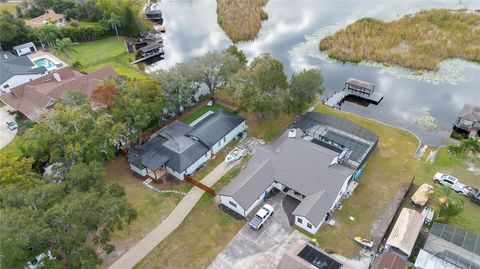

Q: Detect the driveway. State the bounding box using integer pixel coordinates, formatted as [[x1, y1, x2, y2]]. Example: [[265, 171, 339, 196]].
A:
[[0, 106, 17, 150], [208, 192, 301, 269]]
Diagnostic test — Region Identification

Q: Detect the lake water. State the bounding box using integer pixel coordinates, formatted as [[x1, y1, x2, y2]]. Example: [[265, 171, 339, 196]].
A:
[[147, 0, 480, 146]]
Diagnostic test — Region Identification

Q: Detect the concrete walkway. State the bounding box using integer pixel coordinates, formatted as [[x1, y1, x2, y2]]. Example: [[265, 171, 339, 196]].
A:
[[108, 161, 234, 269]]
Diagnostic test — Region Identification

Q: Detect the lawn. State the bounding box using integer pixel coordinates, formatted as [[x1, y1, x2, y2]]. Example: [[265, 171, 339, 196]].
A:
[[313, 104, 420, 257], [135, 160, 247, 269], [181, 103, 232, 125], [320, 9, 480, 70], [408, 148, 480, 233], [0, 136, 23, 158], [243, 112, 296, 142], [99, 156, 192, 268], [0, 2, 19, 13], [55, 37, 148, 79]]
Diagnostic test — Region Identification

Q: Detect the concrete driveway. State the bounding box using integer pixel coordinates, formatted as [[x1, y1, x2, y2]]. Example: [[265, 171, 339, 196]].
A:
[[208, 192, 301, 269], [0, 106, 17, 150]]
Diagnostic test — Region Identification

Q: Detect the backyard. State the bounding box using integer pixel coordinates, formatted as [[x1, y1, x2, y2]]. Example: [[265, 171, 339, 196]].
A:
[[55, 37, 148, 79], [313, 104, 420, 257], [181, 103, 232, 125], [408, 147, 480, 233]]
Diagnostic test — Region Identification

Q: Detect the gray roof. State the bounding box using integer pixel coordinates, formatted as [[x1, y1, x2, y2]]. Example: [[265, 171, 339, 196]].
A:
[[458, 103, 480, 123], [220, 136, 354, 225], [13, 42, 35, 51], [187, 109, 245, 148], [139, 43, 162, 52], [346, 78, 375, 91], [0, 51, 47, 84], [128, 121, 210, 173]]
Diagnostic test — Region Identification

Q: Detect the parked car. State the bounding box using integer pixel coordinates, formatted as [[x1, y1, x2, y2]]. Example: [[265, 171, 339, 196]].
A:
[[469, 188, 480, 205], [433, 173, 472, 196], [249, 204, 274, 230], [26, 250, 55, 269], [6, 120, 18, 130]]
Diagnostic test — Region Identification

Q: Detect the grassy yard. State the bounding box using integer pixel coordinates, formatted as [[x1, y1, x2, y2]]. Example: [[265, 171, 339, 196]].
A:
[[217, 0, 269, 42], [56, 37, 148, 79], [313, 104, 420, 257], [408, 148, 480, 233], [243, 113, 296, 142], [320, 9, 480, 70], [100, 157, 192, 268], [0, 2, 19, 13], [181, 103, 232, 125], [135, 160, 246, 269]]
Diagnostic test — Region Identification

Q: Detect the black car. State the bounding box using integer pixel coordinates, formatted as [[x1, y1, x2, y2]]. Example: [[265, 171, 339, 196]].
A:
[[469, 188, 480, 205]]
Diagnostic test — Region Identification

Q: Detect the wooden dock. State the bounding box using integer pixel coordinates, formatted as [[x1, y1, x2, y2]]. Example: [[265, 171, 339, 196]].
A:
[[324, 78, 383, 108]]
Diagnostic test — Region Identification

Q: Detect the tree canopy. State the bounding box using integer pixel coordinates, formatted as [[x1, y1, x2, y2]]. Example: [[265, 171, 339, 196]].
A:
[[287, 69, 324, 113]]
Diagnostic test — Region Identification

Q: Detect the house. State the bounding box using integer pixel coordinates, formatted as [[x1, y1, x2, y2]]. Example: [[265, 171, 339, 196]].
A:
[[414, 222, 480, 269], [0, 66, 118, 120], [453, 103, 480, 138], [13, 42, 37, 56], [219, 113, 378, 234], [25, 10, 66, 28], [376, 252, 408, 269], [128, 109, 246, 180], [0, 51, 48, 93], [385, 208, 425, 258]]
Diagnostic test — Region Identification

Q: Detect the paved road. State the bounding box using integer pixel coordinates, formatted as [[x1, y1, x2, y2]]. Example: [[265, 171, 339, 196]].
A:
[[0, 106, 17, 150], [108, 162, 235, 269]]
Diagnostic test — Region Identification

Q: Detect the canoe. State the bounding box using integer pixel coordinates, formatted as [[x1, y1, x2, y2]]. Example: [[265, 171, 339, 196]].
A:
[[354, 237, 374, 248]]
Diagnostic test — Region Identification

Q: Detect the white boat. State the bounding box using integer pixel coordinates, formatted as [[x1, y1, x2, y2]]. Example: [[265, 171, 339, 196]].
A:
[[354, 237, 374, 248], [225, 147, 245, 163]]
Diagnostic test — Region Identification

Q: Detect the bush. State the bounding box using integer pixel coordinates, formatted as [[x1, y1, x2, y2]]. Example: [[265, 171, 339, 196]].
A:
[[60, 24, 109, 42]]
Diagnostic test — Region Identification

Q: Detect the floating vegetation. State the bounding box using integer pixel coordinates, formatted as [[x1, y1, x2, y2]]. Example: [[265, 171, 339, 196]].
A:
[[411, 108, 439, 130]]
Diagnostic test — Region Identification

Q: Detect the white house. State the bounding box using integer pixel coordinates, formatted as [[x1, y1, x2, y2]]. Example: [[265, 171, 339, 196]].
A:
[[128, 109, 246, 180], [219, 113, 379, 234], [0, 51, 48, 93], [13, 42, 37, 56]]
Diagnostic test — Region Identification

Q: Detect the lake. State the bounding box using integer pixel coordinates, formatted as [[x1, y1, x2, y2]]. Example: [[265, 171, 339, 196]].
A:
[[146, 0, 480, 146]]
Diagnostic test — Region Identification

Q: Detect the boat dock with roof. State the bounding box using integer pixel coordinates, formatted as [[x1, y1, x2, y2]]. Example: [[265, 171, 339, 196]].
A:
[[324, 78, 384, 109]]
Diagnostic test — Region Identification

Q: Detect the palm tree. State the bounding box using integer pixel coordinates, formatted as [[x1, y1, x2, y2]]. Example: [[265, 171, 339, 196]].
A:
[[430, 185, 464, 223], [55, 38, 77, 63], [39, 24, 62, 51], [107, 13, 121, 40]]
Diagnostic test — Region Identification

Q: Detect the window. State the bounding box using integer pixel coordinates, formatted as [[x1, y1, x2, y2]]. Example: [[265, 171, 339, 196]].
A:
[[229, 201, 237, 208], [307, 223, 312, 229], [3, 84, 9, 89], [297, 217, 303, 224], [223, 137, 226, 142]]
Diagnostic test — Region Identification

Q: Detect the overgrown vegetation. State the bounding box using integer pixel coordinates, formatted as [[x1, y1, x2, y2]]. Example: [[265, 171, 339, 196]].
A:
[[217, 0, 269, 42], [320, 9, 480, 70]]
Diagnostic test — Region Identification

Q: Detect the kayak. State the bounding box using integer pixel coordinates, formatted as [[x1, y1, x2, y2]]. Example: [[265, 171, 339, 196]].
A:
[[354, 237, 374, 248]]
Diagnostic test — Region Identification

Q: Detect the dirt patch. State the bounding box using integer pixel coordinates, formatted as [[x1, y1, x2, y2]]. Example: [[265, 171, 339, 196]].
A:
[[370, 182, 411, 245]]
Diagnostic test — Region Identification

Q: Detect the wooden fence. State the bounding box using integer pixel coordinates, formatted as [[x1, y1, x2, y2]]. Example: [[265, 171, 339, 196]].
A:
[[184, 175, 216, 196]]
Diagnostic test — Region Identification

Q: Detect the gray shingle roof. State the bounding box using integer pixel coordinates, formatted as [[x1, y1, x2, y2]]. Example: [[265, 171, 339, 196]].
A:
[[458, 103, 480, 123], [220, 136, 355, 225], [0, 51, 47, 84], [187, 109, 245, 148]]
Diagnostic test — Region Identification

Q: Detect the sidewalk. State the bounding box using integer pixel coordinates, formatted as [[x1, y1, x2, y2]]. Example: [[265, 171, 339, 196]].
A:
[[108, 162, 233, 269]]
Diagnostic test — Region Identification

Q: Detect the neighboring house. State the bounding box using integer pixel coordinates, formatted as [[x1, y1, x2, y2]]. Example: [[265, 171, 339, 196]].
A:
[[453, 103, 480, 138], [376, 252, 408, 269], [219, 113, 378, 234], [414, 222, 480, 269], [13, 42, 37, 56], [128, 109, 246, 180], [384, 208, 425, 258], [0, 51, 48, 93], [0, 66, 118, 120], [24, 10, 66, 28]]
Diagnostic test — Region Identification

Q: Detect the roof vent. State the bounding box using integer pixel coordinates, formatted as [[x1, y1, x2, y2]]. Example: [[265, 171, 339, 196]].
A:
[[53, 73, 61, 81]]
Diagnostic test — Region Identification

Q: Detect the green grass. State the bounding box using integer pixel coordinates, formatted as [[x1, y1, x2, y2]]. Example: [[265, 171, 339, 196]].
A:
[[320, 9, 480, 70], [55, 37, 148, 79], [408, 148, 480, 233], [0, 136, 23, 159], [135, 160, 247, 269], [313, 104, 420, 257], [181, 103, 232, 125], [0, 2, 19, 13], [242, 112, 296, 142]]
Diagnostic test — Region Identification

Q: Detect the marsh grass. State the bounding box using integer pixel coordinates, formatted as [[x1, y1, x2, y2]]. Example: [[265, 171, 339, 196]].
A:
[[217, 0, 268, 42], [320, 9, 480, 70]]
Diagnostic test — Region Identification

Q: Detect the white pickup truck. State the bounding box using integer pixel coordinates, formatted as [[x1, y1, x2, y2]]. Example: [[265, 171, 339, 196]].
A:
[[433, 173, 472, 196], [249, 204, 274, 230]]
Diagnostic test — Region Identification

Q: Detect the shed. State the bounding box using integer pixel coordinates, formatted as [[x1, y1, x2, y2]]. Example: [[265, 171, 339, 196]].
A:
[[13, 42, 37, 56], [385, 208, 425, 257]]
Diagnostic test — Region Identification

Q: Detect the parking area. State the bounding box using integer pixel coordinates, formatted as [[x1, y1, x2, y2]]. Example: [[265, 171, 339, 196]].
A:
[[0, 106, 17, 150], [209, 192, 302, 269]]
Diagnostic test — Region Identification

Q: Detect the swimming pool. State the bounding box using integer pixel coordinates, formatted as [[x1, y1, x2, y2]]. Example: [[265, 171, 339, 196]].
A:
[[34, 58, 57, 69]]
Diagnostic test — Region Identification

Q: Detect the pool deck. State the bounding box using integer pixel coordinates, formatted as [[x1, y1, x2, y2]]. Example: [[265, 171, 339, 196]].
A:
[[27, 51, 68, 70]]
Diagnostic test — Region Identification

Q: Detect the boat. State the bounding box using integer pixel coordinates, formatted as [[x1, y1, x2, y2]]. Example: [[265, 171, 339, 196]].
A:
[[354, 237, 374, 248], [225, 147, 245, 164]]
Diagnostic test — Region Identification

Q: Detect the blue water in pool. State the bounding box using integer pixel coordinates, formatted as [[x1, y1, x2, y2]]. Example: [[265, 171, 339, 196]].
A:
[[34, 58, 56, 69]]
